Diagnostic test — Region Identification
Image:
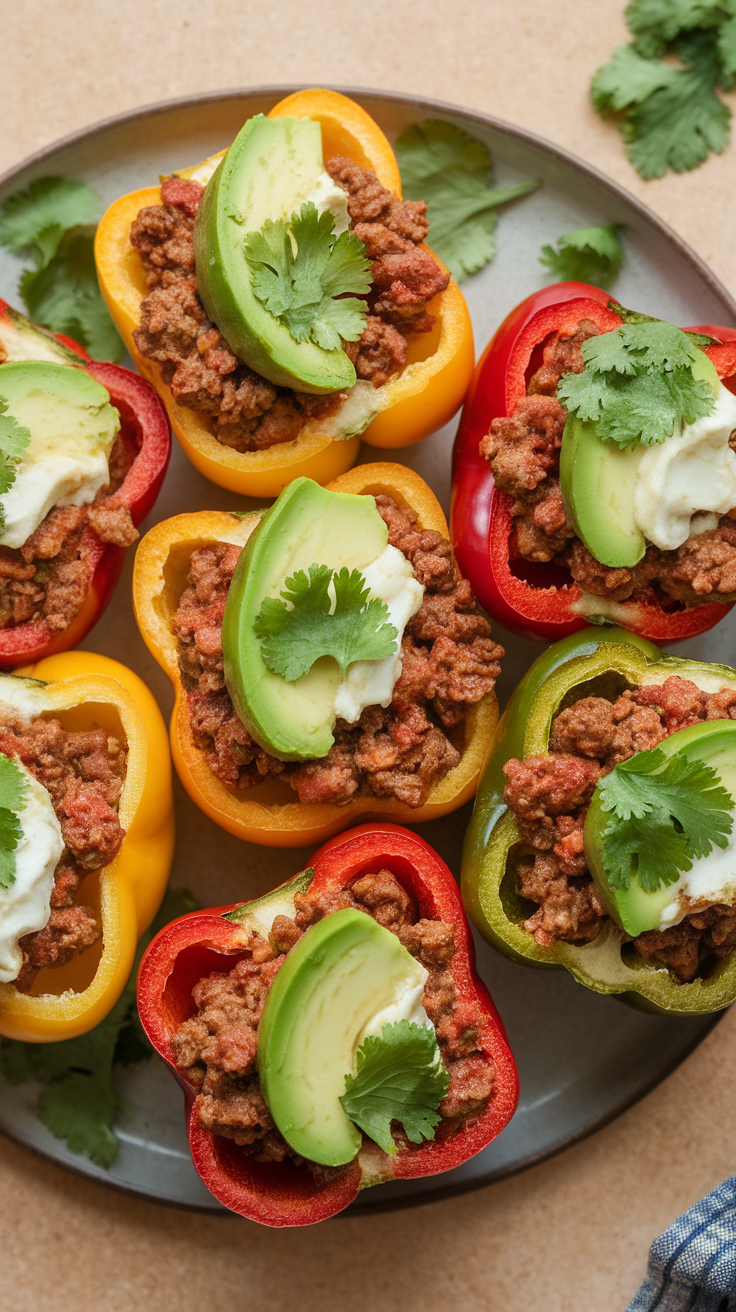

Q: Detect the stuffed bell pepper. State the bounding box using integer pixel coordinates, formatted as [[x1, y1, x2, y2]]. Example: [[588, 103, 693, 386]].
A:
[[452, 281, 736, 642], [133, 462, 501, 847], [0, 300, 171, 667], [462, 626, 736, 1014], [137, 823, 518, 1226], [0, 650, 173, 1041], [95, 88, 474, 498]]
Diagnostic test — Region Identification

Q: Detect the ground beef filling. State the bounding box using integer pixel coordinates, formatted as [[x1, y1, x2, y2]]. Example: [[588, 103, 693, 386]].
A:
[[0, 716, 128, 990], [480, 319, 736, 606], [503, 674, 736, 982], [173, 496, 502, 808], [130, 166, 450, 453], [170, 868, 495, 1174], [0, 423, 138, 634]]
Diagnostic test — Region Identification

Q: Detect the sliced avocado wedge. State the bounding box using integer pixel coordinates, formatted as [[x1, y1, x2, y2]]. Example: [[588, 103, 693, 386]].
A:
[[258, 907, 428, 1167], [194, 114, 357, 394], [585, 720, 736, 937], [0, 303, 83, 366], [222, 477, 388, 761], [225, 867, 315, 934], [559, 348, 721, 570]]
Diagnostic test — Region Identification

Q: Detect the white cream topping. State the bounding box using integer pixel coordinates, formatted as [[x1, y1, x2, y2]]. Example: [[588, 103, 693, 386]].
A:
[[657, 819, 736, 929], [358, 961, 432, 1046], [332, 544, 425, 725], [0, 765, 64, 983], [299, 171, 350, 236], [633, 381, 736, 552]]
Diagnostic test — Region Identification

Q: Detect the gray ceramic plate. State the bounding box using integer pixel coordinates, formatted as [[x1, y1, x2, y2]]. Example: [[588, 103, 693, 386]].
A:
[[0, 87, 734, 1216]]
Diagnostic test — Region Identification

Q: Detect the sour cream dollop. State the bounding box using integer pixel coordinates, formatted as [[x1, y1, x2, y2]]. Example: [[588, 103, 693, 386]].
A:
[[0, 765, 64, 983], [332, 544, 425, 725], [633, 381, 736, 551], [657, 819, 736, 930], [300, 172, 350, 236]]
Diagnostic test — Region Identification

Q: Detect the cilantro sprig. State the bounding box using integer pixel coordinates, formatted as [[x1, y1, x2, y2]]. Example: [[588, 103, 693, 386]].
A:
[[0, 754, 29, 890], [0, 176, 123, 361], [340, 1019, 449, 1154], [0, 400, 31, 536], [591, 6, 736, 178], [539, 225, 625, 289], [245, 202, 371, 352], [395, 119, 539, 282], [556, 319, 716, 449], [255, 563, 398, 682], [597, 746, 734, 893]]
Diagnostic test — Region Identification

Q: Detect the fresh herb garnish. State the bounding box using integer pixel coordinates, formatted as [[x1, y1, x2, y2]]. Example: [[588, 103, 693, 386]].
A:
[[254, 563, 398, 682], [0, 754, 28, 890], [539, 225, 624, 289], [0, 176, 123, 361], [0, 888, 197, 1167], [0, 399, 31, 536], [244, 202, 371, 351], [556, 319, 716, 448], [340, 1019, 449, 1154], [591, 7, 736, 178], [597, 746, 734, 893], [395, 119, 539, 283]]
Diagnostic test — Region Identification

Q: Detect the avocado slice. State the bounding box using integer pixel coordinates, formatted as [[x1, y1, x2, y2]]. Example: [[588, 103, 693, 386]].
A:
[[0, 303, 84, 366], [0, 360, 120, 549], [559, 349, 721, 569], [222, 477, 388, 761], [258, 907, 429, 1166], [194, 114, 357, 395], [585, 720, 736, 937]]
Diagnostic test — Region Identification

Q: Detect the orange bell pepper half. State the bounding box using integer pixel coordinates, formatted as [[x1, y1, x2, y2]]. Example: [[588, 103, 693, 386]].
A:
[[94, 89, 474, 499], [133, 462, 498, 848]]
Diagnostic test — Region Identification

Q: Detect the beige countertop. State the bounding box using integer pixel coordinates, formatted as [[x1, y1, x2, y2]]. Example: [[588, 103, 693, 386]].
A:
[[2, 3, 736, 1308]]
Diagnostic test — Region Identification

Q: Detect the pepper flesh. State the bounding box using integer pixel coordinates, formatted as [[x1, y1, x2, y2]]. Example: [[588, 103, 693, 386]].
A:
[[132, 461, 499, 847], [461, 625, 736, 1015], [451, 281, 736, 643], [137, 822, 518, 1226], [94, 89, 474, 499], [0, 300, 171, 668], [0, 650, 174, 1040]]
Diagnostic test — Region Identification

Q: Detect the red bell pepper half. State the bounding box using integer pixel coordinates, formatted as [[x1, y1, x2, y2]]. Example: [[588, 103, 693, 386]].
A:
[[137, 823, 519, 1227], [0, 301, 171, 667], [451, 281, 736, 643]]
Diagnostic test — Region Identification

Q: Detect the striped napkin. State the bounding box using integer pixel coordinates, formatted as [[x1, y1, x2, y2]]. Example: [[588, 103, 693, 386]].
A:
[[628, 1175, 736, 1310]]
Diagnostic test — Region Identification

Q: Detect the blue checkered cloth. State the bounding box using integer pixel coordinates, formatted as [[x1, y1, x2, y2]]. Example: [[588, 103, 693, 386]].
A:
[[627, 1175, 736, 1311]]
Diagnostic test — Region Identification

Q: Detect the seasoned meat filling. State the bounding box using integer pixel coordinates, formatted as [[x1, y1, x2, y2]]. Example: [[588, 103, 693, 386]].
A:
[[173, 496, 502, 808], [503, 675, 736, 981], [480, 319, 736, 605], [170, 868, 495, 1172], [0, 715, 128, 989], [130, 167, 449, 453]]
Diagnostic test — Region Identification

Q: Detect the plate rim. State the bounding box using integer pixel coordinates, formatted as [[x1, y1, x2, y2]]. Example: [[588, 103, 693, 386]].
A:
[[0, 83, 728, 1215]]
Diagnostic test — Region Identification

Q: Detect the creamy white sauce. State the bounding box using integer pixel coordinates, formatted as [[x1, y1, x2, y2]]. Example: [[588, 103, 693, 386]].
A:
[[0, 765, 64, 983], [633, 381, 736, 552], [358, 961, 432, 1046], [332, 544, 424, 725], [658, 821, 736, 929], [299, 171, 350, 236]]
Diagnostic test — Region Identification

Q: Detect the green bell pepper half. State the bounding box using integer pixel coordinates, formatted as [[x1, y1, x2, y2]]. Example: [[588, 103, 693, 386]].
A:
[[461, 626, 736, 1015]]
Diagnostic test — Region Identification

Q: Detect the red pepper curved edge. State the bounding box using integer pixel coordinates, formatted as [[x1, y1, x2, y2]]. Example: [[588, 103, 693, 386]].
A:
[[0, 307, 171, 667], [137, 823, 519, 1227], [450, 281, 736, 643]]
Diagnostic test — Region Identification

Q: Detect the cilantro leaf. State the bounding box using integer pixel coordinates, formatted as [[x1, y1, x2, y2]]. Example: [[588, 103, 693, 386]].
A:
[[255, 563, 398, 681], [557, 319, 716, 448], [19, 231, 124, 362], [0, 887, 197, 1167], [626, 0, 727, 59], [0, 755, 28, 891], [539, 225, 624, 289], [597, 746, 734, 893], [245, 202, 371, 352], [624, 32, 731, 178], [0, 396, 31, 535], [591, 44, 681, 112], [0, 177, 99, 270], [395, 119, 539, 283], [717, 13, 736, 84], [340, 1020, 449, 1154]]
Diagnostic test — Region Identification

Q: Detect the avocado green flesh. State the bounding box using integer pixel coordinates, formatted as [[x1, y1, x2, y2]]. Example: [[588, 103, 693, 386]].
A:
[[559, 349, 721, 570], [258, 908, 428, 1167], [222, 477, 389, 761], [585, 720, 736, 937], [194, 114, 356, 394], [0, 306, 83, 366], [224, 868, 315, 935], [0, 361, 118, 446]]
